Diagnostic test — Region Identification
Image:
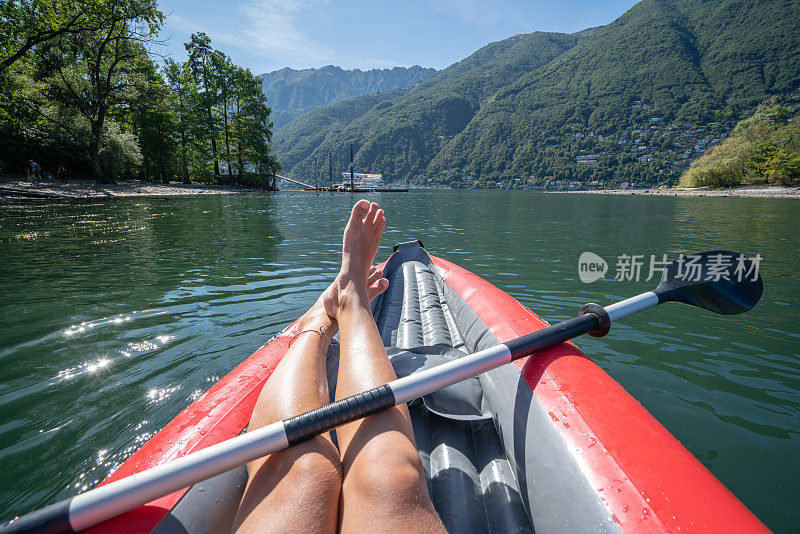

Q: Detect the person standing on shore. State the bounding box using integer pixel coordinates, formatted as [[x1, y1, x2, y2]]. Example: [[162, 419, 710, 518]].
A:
[[28, 160, 41, 181], [56, 165, 68, 184]]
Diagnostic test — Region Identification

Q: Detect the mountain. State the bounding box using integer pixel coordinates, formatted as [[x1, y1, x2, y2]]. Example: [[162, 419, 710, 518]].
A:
[[260, 65, 436, 128], [273, 31, 583, 180], [272, 0, 800, 186], [427, 0, 800, 183]]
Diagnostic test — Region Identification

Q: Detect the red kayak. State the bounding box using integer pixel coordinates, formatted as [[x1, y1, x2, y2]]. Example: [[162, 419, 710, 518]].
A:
[[87, 241, 766, 533]]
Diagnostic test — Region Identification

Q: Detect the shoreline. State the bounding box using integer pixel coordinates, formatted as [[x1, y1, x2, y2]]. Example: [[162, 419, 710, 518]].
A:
[[553, 185, 800, 199], [0, 176, 260, 199], [3, 176, 798, 200]]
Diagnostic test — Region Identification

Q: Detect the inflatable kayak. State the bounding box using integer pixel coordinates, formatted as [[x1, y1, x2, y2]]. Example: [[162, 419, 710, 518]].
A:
[[87, 241, 766, 533]]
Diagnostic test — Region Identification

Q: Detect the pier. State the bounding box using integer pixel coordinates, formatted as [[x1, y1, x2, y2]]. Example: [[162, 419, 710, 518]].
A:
[[275, 173, 408, 192]]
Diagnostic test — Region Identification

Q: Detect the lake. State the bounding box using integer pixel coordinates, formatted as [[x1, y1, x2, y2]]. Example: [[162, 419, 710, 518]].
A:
[[0, 190, 798, 531]]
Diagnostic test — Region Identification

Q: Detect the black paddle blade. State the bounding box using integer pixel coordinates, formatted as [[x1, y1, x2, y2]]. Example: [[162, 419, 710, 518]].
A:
[[654, 250, 763, 314]]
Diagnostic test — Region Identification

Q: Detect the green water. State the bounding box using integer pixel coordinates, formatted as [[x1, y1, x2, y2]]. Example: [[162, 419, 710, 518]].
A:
[[0, 190, 798, 530]]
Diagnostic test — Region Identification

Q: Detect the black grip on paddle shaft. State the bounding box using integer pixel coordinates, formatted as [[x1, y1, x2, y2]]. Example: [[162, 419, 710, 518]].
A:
[[284, 385, 396, 445], [505, 312, 602, 359]]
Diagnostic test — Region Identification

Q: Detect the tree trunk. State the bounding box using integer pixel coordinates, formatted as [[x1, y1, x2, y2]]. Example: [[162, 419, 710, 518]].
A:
[[237, 142, 244, 181], [209, 106, 219, 177], [89, 120, 109, 183], [160, 154, 168, 184], [177, 94, 191, 183], [144, 155, 151, 182], [181, 137, 190, 184], [222, 100, 233, 184]]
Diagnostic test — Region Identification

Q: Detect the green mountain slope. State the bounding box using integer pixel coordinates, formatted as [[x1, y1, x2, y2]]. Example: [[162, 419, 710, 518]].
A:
[[260, 65, 436, 128], [428, 0, 800, 183], [271, 90, 405, 173], [273, 31, 582, 181], [274, 0, 800, 185]]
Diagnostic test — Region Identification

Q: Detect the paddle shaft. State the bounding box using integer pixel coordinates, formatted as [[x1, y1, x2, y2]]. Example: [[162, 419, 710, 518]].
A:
[[3, 292, 660, 534]]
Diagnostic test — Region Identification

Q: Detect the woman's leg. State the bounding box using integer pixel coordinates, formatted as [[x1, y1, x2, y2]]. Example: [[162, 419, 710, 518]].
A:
[[324, 200, 444, 532], [232, 304, 342, 534], [232, 246, 390, 532]]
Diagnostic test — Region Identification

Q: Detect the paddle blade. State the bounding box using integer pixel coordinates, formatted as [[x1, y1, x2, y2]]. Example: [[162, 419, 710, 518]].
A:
[[654, 251, 763, 314]]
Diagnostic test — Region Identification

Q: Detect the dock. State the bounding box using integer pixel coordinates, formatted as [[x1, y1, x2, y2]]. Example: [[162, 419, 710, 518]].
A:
[[275, 174, 408, 193]]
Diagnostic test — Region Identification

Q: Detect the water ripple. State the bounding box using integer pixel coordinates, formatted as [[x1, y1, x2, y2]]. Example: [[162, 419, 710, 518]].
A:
[[0, 191, 798, 530]]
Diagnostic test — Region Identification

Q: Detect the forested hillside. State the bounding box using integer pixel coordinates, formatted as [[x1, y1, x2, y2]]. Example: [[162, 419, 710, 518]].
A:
[[260, 65, 436, 128], [273, 0, 800, 186], [273, 31, 583, 183]]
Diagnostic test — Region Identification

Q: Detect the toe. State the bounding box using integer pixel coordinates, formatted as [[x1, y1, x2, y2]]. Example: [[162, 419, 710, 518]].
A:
[[352, 200, 370, 221], [371, 208, 384, 227], [368, 266, 383, 285], [365, 202, 379, 222], [368, 277, 389, 300]]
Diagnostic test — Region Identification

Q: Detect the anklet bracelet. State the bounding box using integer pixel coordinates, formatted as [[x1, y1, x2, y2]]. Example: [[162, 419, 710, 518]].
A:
[[288, 324, 334, 360]]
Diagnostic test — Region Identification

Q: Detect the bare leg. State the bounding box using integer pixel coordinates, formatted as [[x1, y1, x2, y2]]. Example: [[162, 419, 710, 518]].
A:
[[233, 263, 389, 533], [232, 304, 342, 533], [325, 200, 444, 532]]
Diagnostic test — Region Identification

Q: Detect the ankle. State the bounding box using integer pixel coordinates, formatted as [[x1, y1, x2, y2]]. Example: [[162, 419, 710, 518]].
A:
[[337, 284, 368, 311], [300, 305, 338, 335]]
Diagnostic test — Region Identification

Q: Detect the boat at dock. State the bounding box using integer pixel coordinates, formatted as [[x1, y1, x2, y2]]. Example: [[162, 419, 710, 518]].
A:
[[87, 241, 765, 533], [335, 172, 409, 192]]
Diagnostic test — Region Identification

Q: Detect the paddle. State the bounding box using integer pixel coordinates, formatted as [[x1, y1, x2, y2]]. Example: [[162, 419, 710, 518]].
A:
[[2, 250, 763, 534]]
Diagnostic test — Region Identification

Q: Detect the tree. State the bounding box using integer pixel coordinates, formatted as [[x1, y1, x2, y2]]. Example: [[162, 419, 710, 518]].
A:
[[41, 0, 163, 182], [126, 58, 176, 183], [0, 0, 141, 72], [185, 32, 220, 178], [230, 65, 279, 186], [1, 17, 279, 186], [212, 51, 235, 183], [164, 59, 196, 183]]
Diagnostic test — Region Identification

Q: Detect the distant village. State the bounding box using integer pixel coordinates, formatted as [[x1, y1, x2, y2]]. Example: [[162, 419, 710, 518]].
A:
[[440, 99, 736, 190]]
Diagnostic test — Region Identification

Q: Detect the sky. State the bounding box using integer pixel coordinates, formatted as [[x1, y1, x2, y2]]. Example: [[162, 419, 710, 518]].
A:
[[155, 0, 640, 75]]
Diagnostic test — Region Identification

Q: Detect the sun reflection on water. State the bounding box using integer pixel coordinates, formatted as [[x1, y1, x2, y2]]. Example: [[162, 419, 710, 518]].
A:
[[55, 358, 111, 381]]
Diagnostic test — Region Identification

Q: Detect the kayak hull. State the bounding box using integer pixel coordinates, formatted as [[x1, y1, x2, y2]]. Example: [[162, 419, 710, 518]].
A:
[[86, 242, 766, 533]]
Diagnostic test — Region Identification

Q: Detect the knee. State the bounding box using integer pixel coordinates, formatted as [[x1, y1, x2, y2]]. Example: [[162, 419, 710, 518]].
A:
[[289, 440, 343, 490], [259, 437, 342, 497], [344, 448, 427, 505]]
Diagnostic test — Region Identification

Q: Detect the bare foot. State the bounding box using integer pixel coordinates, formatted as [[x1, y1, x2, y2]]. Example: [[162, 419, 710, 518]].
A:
[[321, 200, 387, 319]]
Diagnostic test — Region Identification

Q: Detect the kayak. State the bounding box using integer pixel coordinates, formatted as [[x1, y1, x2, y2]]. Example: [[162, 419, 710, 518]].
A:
[[87, 241, 766, 533]]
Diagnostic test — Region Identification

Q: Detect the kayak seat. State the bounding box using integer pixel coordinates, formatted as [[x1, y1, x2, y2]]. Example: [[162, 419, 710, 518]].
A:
[[360, 242, 532, 533], [388, 345, 490, 421]]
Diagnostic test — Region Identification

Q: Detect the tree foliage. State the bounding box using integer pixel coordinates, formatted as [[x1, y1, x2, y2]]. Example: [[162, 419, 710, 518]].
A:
[[680, 101, 800, 187], [0, 7, 279, 185]]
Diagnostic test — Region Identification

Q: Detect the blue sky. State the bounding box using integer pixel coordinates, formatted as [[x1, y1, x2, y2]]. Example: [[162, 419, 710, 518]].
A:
[[156, 0, 639, 75]]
